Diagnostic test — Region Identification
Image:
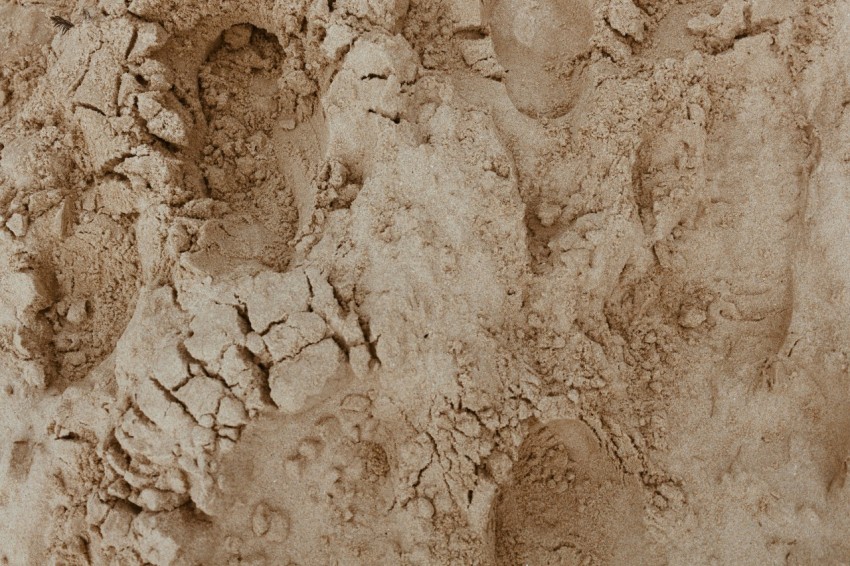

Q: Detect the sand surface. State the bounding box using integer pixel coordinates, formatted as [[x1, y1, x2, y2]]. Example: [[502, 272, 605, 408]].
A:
[[0, 0, 849, 563]]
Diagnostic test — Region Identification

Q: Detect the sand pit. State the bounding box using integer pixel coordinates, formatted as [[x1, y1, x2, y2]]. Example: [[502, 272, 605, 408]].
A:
[[1, 0, 849, 563]]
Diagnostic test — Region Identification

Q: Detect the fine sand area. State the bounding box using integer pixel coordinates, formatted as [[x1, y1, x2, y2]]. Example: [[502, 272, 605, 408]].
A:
[[1, 0, 849, 563]]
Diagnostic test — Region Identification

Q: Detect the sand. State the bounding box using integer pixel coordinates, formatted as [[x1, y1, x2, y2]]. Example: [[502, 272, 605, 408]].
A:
[[0, 0, 849, 563]]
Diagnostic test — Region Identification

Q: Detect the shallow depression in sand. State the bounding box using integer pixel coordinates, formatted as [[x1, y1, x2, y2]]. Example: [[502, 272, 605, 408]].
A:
[[494, 419, 652, 564], [197, 23, 315, 271]]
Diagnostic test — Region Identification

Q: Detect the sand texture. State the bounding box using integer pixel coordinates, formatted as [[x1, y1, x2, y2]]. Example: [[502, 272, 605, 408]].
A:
[[0, 0, 849, 563]]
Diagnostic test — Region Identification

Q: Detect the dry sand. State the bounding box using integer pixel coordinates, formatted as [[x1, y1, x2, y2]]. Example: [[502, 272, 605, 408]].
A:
[[0, 0, 849, 563]]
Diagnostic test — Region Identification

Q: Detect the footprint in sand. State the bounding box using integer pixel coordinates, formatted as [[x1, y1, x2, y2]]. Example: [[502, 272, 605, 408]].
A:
[[486, 0, 594, 118], [195, 23, 317, 272], [494, 419, 655, 565]]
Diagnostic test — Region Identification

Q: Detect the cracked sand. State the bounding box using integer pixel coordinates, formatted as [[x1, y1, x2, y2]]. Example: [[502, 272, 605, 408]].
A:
[[1, 0, 850, 564]]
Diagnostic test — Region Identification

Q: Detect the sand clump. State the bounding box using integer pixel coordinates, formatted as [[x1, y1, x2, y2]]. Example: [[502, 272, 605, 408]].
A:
[[0, 0, 850, 564]]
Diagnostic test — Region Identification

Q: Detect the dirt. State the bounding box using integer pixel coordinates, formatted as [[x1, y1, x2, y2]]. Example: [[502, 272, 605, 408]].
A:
[[1, 0, 849, 564]]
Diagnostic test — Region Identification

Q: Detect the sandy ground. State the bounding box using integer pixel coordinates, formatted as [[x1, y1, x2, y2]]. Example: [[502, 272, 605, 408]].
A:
[[0, 0, 849, 564]]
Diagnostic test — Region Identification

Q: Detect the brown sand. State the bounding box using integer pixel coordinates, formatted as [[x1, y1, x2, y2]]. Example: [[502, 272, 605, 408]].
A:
[[0, 0, 849, 563]]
